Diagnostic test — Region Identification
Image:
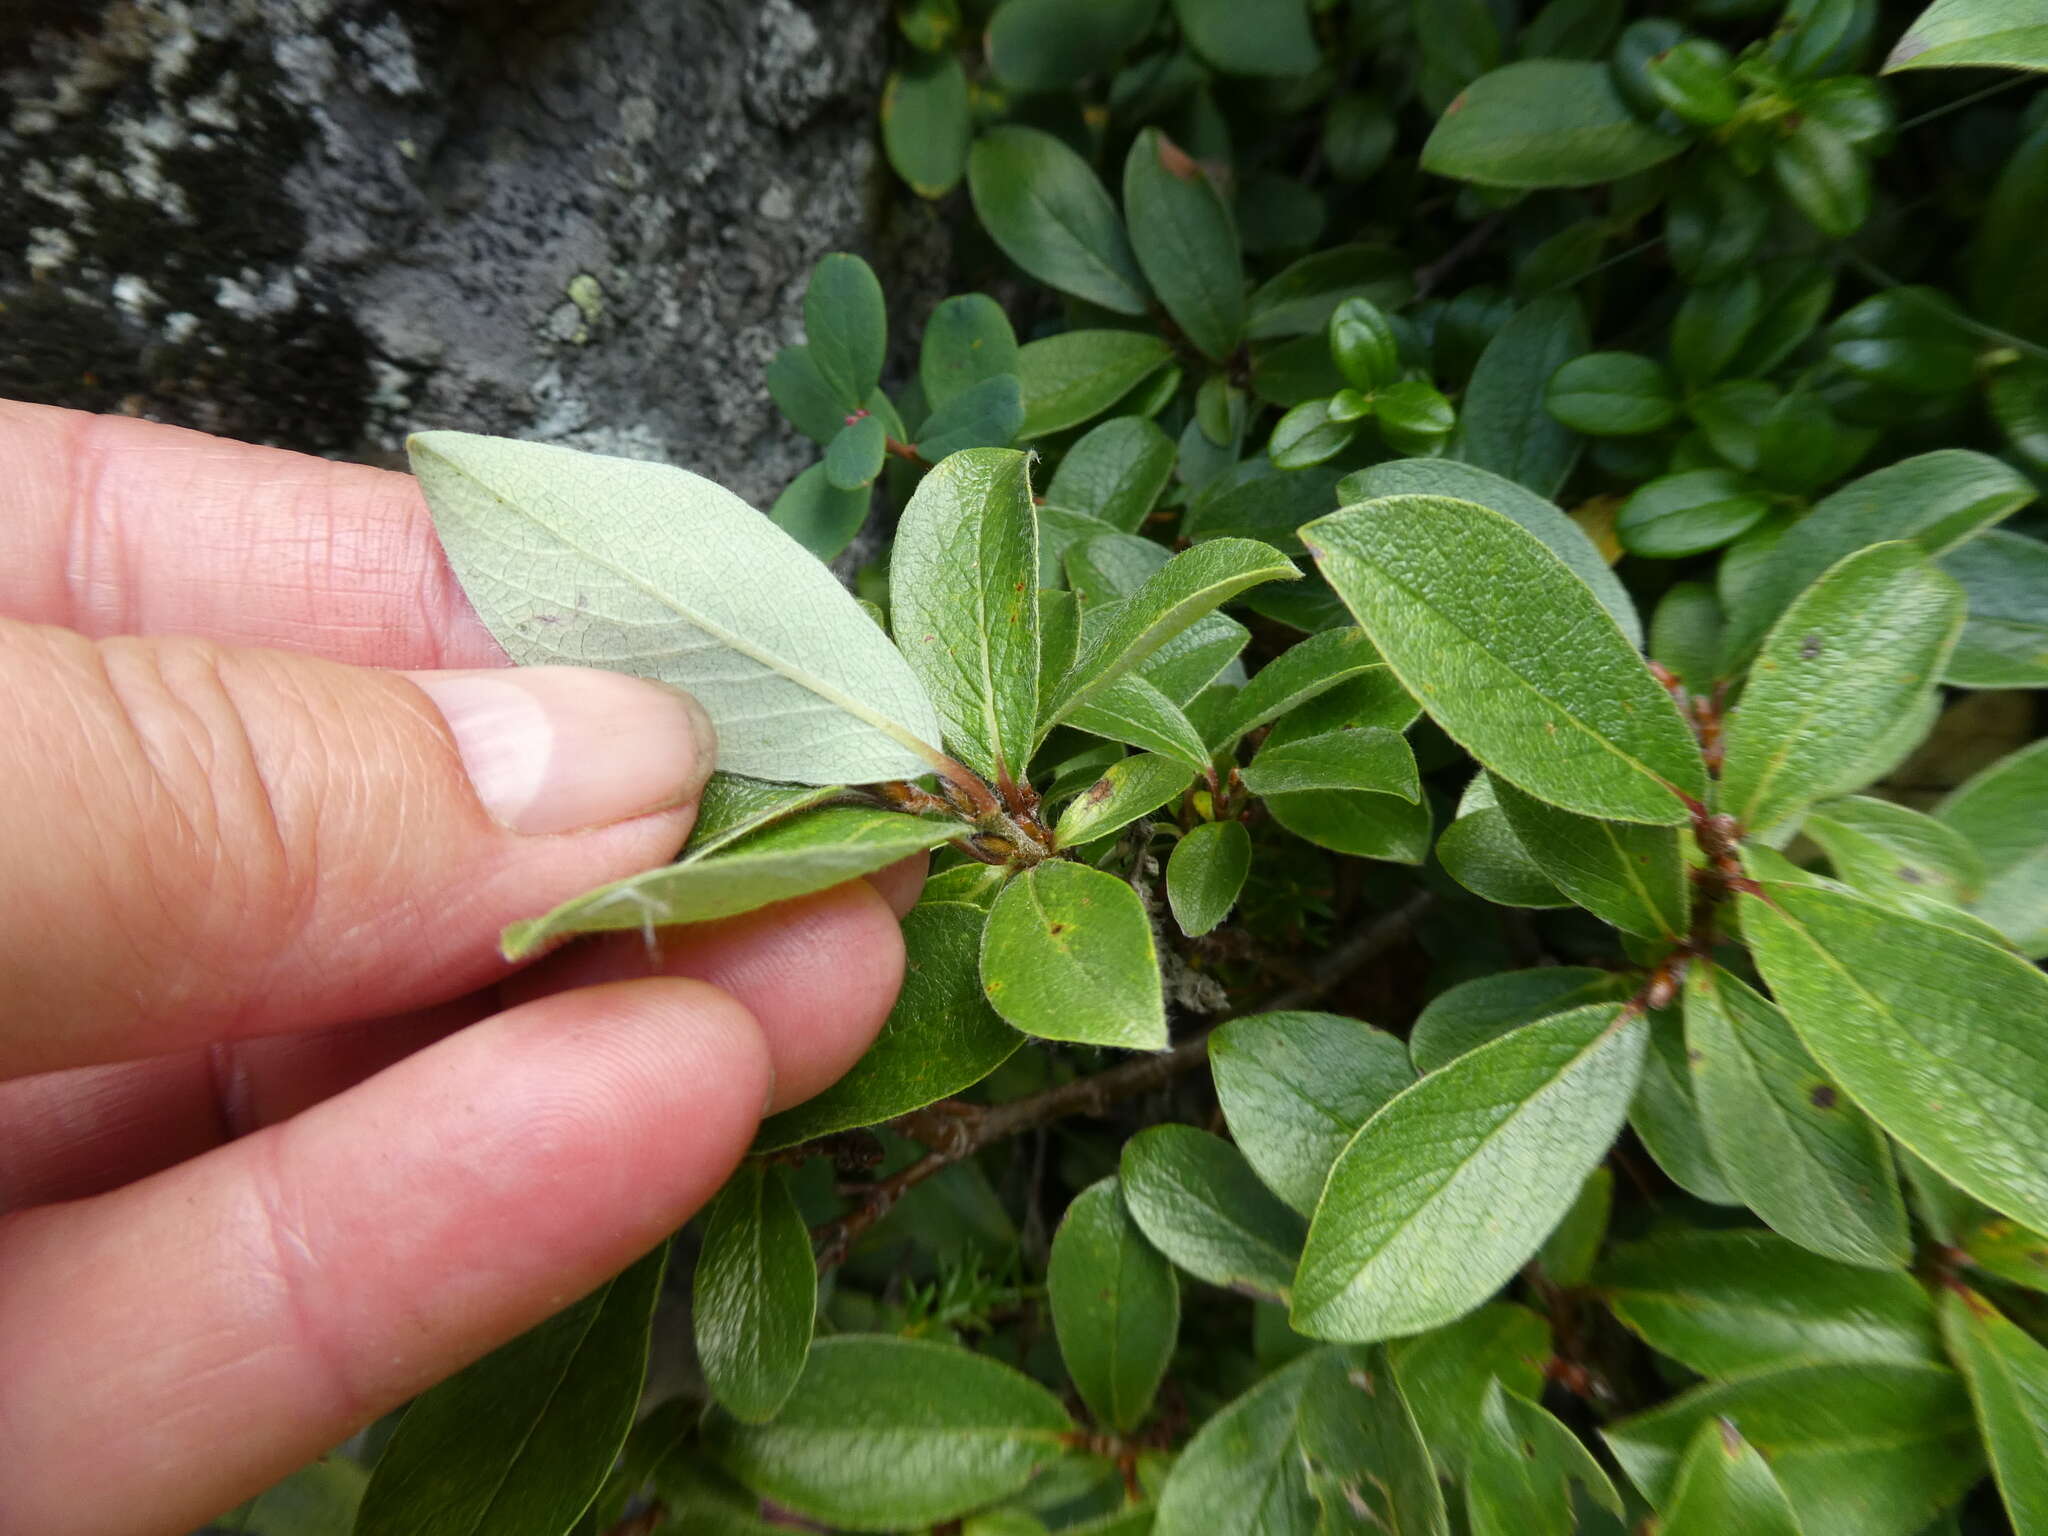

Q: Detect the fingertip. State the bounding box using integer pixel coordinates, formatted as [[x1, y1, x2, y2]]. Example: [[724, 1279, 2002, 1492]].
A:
[[866, 851, 930, 919]]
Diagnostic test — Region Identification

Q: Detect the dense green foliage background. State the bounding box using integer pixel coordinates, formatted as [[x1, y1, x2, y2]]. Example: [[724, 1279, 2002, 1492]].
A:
[[221, 0, 2048, 1532]]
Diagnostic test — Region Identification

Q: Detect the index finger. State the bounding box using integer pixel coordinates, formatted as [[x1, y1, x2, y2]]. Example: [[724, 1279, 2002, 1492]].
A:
[[0, 399, 502, 668]]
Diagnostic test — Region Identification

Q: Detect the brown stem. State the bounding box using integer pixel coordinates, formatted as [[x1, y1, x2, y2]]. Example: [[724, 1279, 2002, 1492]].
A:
[[1413, 211, 1509, 301], [884, 435, 931, 467], [809, 891, 1434, 1270]]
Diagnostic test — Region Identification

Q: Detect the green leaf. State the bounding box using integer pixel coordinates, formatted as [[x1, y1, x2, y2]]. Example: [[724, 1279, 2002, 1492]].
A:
[[1304, 495, 1705, 824], [917, 375, 1027, 460], [1374, 380, 1458, 457], [1242, 727, 1420, 800], [694, 1164, 816, 1423], [1519, 0, 1624, 59], [1152, 1352, 1322, 1535], [1296, 1346, 1448, 1535], [1048, 539, 1298, 725], [706, 1336, 1073, 1530], [770, 463, 870, 561], [1422, 61, 1689, 188], [502, 807, 962, 960], [1490, 775, 1687, 938], [1452, 293, 1590, 496], [982, 859, 1165, 1049], [355, 1245, 667, 1536], [1938, 739, 2048, 957], [1203, 628, 1389, 749], [1121, 1124, 1307, 1302], [1631, 1004, 1738, 1206], [987, 0, 1162, 91], [688, 775, 844, 857], [920, 295, 1022, 410], [1718, 449, 2035, 664], [1804, 794, 1986, 911], [969, 126, 1150, 315], [225, 1459, 367, 1536], [1165, 819, 1251, 937], [1055, 753, 1195, 848], [1265, 785, 1434, 863], [1685, 963, 1911, 1269], [1658, 1419, 1803, 1536], [1545, 352, 1680, 436], [409, 432, 946, 785], [1168, 0, 1319, 77], [1646, 37, 1741, 126], [1269, 398, 1360, 471], [1719, 544, 1965, 835], [1829, 288, 1978, 397], [1438, 777, 1571, 910], [1772, 118, 1870, 237], [1391, 1303, 1550, 1476], [1293, 1004, 1646, 1341], [1410, 967, 1631, 1074], [1047, 417, 1177, 532], [883, 54, 971, 199], [1338, 458, 1640, 644], [755, 901, 1021, 1150], [1940, 1286, 2048, 1533], [804, 254, 887, 410], [1067, 674, 1214, 768], [824, 412, 887, 491], [1211, 1011, 1416, 1215], [1247, 244, 1412, 340], [1887, 0, 2048, 71], [1617, 469, 1773, 558], [1962, 1215, 2048, 1294], [1940, 529, 2048, 687], [1597, 1227, 1941, 1376], [1467, 1381, 1622, 1535], [1329, 297, 1402, 392], [767, 346, 851, 445], [1603, 1363, 1982, 1536], [890, 449, 1039, 784], [1536, 1166, 1612, 1287], [1018, 331, 1176, 439], [1048, 1178, 1179, 1433], [1123, 128, 1244, 362], [1742, 878, 2048, 1233]]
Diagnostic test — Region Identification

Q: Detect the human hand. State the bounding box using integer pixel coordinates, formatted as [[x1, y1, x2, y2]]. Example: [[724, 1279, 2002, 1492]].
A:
[[0, 400, 920, 1535]]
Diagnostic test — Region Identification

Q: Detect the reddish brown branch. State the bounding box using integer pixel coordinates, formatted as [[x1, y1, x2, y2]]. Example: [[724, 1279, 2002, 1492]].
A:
[[809, 891, 1435, 1271]]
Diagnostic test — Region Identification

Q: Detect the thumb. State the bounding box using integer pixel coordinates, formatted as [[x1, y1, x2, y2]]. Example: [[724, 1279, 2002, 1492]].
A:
[[0, 618, 714, 1076]]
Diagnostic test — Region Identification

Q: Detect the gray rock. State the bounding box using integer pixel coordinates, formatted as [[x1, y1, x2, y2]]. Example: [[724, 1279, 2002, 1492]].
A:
[[0, 0, 949, 507]]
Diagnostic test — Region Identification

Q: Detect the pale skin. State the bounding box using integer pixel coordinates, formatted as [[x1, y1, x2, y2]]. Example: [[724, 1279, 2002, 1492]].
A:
[[0, 399, 923, 1535]]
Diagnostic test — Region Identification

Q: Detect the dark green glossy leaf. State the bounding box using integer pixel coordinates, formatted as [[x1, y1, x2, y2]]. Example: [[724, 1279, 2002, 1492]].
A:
[[1940, 529, 2048, 687], [707, 1337, 1073, 1530], [987, 0, 1162, 91], [969, 127, 1150, 314], [1297, 1345, 1447, 1535], [1617, 469, 1772, 558], [769, 345, 856, 444], [1248, 244, 1412, 340], [1204, 628, 1388, 749], [1018, 330, 1176, 438], [1243, 727, 1420, 801], [1436, 798, 1571, 910], [1123, 128, 1244, 361], [1152, 1352, 1322, 1534], [755, 901, 1021, 1150], [770, 463, 870, 561], [824, 412, 887, 491], [1211, 1011, 1415, 1215], [1630, 1003, 1738, 1206], [694, 1165, 816, 1423], [1265, 784, 1433, 863], [804, 254, 887, 410], [1169, 0, 1319, 77], [1121, 1124, 1307, 1302], [1452, 293, 1589, 496], [355, 1245, 667, 1536], [1545, 351, 1679, 436], [1422, 61, 1689, 188], [883, 54, 971, 199], [1049, 1177, 1179, 1434]]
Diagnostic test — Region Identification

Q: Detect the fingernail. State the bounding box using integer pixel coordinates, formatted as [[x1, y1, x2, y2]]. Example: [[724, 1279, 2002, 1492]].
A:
[[408, 667, 716, 835]]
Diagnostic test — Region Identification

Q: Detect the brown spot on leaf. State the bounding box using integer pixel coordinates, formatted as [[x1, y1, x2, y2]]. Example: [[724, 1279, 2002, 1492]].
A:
[[1085, 778, 1115, 805], [1800, 634, 1824, 660], [1155, 132, 1200, 182], [1717, 1416, 1742, 1455], [1897, 865, 1927, 885], [1048, 921, 1069, 935], [1810, 1084, 1838, 1110]]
